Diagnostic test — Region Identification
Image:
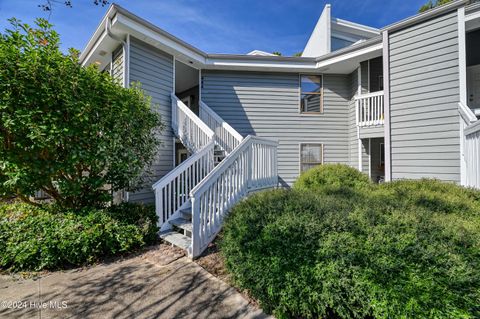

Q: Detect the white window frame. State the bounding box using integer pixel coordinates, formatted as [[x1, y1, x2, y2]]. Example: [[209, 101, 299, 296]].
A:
[[299, 74, 324, 115], [299, 143, 324, 173]]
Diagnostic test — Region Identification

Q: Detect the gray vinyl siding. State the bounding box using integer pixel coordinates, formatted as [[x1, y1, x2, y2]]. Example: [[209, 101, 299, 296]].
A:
[[348, 69, 359, 169], [388, 11, 461, 182], [201, 71, 350, 186], [128, 37, 174, 202], [359, 126, 384, 139], [112, 46, 123, 84]]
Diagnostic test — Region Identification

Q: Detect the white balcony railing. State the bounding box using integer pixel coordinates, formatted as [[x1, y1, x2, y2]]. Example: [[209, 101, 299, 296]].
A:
[[172, 94, 214, 153], [355, 91, 384, 127], [189, 135, 278, 257], [464, 120, 480, 189], [199, 101, 243, 154]]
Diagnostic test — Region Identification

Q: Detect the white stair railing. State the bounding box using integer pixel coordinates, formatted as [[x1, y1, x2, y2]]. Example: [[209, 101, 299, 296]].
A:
[[199, 101, 243, 154], [189, 136, 278, 257], [464, 121, 480, 189], [152, 141, 215, 229], [172, 94, 214, 152], [152, 94, 216, 229], [355, 91, 384, 127]]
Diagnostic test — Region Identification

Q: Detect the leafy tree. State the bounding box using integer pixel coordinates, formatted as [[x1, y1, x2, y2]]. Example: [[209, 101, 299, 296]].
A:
[[293, 52, 302, 57], [0, 18, 163, 208], [272, 51, 282, 56], [419, 0, 453, 12], [39, 0, 109, 11]]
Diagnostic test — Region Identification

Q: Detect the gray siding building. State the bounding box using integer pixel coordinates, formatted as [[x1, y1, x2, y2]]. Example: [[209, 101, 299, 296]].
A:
[[128, 38, 174, 202], [80, 0, 480, 205], [388, 11, 461, 182], [202, 71, 350, 186]]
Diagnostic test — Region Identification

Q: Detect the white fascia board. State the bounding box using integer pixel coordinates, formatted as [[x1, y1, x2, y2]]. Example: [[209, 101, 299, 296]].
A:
[[115, 14, 317, 72], [204, 58, 317, 72], [465, 10, 480, 22], [316, 42, 382, 69], [331, 31, 363, 43], [79, 5, 117, 65], [382, 0, 469, 32], [81, 3, 381, 73], [332, 18, 380, 36], [81, 30, 108, 67], [247, 50, 276, 56], [115, 14, 206, 65]]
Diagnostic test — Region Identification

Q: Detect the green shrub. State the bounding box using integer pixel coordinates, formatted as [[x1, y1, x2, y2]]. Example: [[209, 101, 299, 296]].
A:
[[293, 164, 372, 195], [106, 202, 158, 245], [0, 18, 163, 208], [221, 178, 480, 318], [375, 178, 480, 217], [0, 202, 158, 271]]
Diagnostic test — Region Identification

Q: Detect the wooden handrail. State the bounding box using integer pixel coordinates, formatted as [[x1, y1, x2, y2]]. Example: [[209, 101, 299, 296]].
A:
[[199, 101, 243, 154], [354, 90, 384, 100], [152, 141, 215, 190], [190, 135, 277, 196], [459, 101, 477, 126], [172, 94, 214, 138], [189, 135, 278, 257], [200, 101, 243, 142]]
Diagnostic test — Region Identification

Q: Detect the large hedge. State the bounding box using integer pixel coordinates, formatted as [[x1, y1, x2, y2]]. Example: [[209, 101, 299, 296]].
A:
[[221, 165, 480, 319], [0, 202, 158, 271], [0, 18, 163, 208]]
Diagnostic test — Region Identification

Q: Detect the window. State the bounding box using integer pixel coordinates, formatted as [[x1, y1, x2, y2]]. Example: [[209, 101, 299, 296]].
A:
[[300, 75, 323, 113], [300, 143, 324, 173]]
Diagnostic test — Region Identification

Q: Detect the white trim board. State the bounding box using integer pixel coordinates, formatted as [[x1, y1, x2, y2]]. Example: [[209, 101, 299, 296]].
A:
[[382, 30, 392, 182]]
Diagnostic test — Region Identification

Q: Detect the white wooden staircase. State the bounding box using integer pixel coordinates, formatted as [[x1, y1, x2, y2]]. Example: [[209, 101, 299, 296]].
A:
[[152, 94, 278, 258]]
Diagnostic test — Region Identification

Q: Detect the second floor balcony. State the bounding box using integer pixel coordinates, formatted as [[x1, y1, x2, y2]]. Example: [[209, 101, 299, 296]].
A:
[[355, 91, 384, 127]]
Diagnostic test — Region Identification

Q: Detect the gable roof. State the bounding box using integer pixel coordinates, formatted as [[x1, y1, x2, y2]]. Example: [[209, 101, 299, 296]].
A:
[[79, 1, 469, 74]]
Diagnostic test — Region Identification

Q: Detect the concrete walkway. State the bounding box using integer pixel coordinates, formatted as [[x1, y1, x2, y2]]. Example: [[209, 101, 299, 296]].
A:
[[0, 246, 268, 319]]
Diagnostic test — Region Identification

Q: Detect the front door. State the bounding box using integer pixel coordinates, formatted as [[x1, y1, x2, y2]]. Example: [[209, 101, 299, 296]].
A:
[[467, 65, 480, 110]]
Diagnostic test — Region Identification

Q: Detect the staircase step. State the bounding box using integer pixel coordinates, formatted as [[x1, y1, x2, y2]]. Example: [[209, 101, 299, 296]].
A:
[[159, 230, 191, 250], [169, 218, 192, 232]]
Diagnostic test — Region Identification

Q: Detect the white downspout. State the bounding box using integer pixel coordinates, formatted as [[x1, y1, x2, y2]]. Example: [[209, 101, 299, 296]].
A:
[[458, 7, 467, 186], [105, 17, 131, 202], [357, 66, 363, 173], [105, 17, 130, 89]]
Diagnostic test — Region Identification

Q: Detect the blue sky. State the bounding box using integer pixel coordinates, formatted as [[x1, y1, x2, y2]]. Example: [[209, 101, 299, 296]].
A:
[[0, 0, 426, 56]]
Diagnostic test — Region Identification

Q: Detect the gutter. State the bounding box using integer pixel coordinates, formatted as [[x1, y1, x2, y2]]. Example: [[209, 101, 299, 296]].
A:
[[111, 3, 381, 65], [113, 4, 207, 58], [466, 0, 480, 13], [78, 3, 381, 73], [381, 0, 470, 32], [79, 4, 116, 65], [314, 36, 382, 63], [105, 16, 130, 88]]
